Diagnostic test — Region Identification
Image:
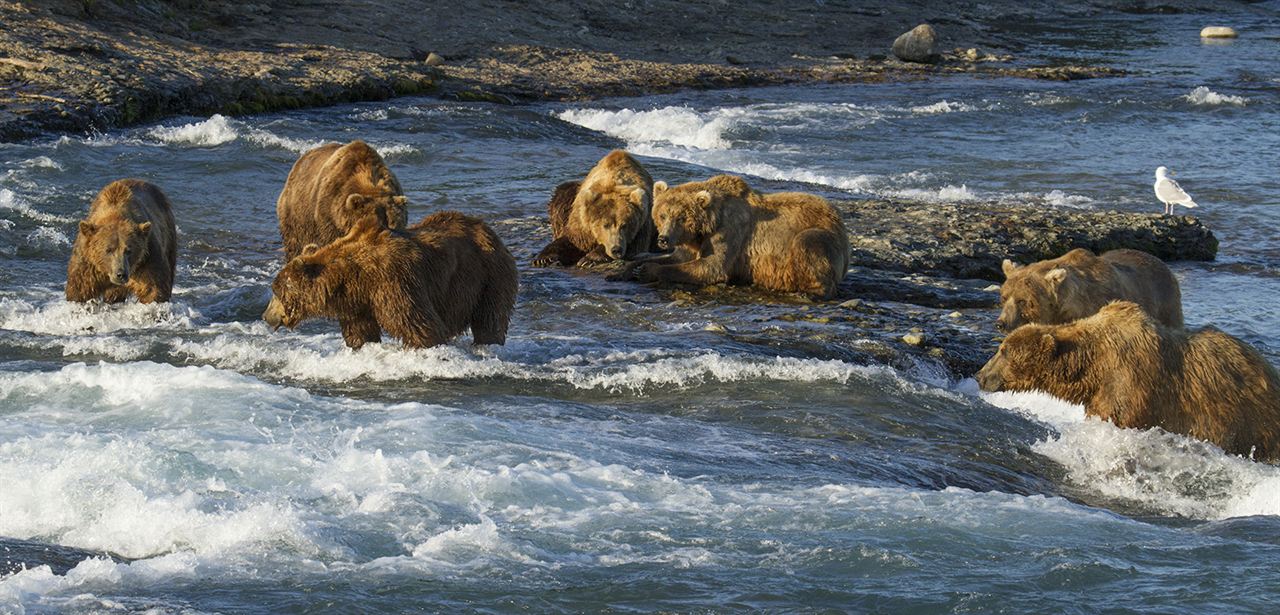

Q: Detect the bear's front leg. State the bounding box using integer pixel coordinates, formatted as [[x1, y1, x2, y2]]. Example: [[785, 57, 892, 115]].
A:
[[102, 285, 131, 304], [339, 316, 382, 350], [576, 245, 613, 267], [531, 237, 586, 268], [637, 257, 728, 287], [129, 264, 172, 304]]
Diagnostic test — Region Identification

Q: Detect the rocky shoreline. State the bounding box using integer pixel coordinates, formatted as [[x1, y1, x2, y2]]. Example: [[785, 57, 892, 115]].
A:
[[2, 0, 1214, 141]]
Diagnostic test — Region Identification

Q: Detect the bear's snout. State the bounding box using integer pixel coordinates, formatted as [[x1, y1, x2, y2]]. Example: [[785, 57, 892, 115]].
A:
[[975, 359, 1004, 392], [262, 296, 288, 331], [607, 244, 624, 259], [656, 235, 670, 250]]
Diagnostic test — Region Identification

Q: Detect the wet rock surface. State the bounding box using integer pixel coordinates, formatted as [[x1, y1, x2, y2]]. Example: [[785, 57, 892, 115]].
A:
[[841, 199, 1218, 281], [0, 536, 128, 576]]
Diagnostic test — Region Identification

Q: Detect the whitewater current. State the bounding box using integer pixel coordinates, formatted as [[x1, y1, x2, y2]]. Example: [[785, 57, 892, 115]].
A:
[[2, 8, 1280, 614]]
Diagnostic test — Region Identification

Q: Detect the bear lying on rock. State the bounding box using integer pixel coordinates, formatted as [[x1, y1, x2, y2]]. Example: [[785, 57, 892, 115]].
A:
[[66, 179, 177, 304], [998, 248, 1182, 333], [631, 175, 849, 299], [531, 149, 655, 267], [276, 140, 409, 260], [263, 212, 518, 349], [978, 301, 1280, 461]]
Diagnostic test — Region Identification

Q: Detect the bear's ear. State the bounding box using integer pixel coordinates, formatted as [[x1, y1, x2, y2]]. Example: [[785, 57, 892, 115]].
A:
[[1039, 333, 1058, 356], [628, 187, 647, 206], [1044, 268, 1069, 287], [345, 193, 370, 212], [301, 262, 324, 278], [1001, 259, 1021, 277], [653, 181, 668, 193], [579, 187, 598, 204], [694, 190, 713, 207], [391, 195, 408, 206], [301, 243, 320, 257], [137, 221, 152, 236], [79, 221, 96, 237]]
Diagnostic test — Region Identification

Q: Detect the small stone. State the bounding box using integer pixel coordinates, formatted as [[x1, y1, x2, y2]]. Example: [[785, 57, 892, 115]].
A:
[[892, 24, 937, 63], [704, 322, 729, 333], [839, 299, 863, 309], [983, 284, 1001, 292], [425, 52, 445, 66], [948, 311, 963, 319], [1200, 26, 1238, 39], [902, 332, 926, 346], [725, 55, 743, 65], [962, 47, 979, 62]]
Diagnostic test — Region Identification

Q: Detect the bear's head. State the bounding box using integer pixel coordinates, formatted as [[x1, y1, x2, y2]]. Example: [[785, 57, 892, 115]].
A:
[[576, 180, 649, 260], [337, 193, 409, 235], [996, 254, 1088, 333], [976, 323, 1069, 393], [263, 219, 384, 330], [979, 300, 1148, 398], [78, 216, 152, 286], [650, 175, 751, 251]]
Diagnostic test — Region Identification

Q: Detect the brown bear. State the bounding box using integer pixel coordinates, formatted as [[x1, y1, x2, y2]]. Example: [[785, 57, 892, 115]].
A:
[[978, 301, 1280, 461], [262, 212, 518, 350], [998, 248, 1182, 333], [66, 179, 177, 304], [630, 174, 849, 299], [276, 140, 409, 260], [531, 149, 655, 267]]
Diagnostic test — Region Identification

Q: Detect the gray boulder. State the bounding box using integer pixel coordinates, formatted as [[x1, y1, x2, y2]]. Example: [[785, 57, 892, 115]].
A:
[[892, 24, 937, 63]]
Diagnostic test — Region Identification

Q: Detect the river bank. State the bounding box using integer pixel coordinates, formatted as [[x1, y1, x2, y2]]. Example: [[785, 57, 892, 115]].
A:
[[3, 0, 1253, 141]]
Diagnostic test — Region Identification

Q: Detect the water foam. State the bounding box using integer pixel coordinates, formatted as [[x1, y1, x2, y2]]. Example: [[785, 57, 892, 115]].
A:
[[558, 107, 733, 150], [0, 189, 76, 225], [1184, 86, 1247, 107], [0, 295, 201, 336], [980, 389, 1280, 520], [24, 227, 70, 249], [147, 114, 239, 146]]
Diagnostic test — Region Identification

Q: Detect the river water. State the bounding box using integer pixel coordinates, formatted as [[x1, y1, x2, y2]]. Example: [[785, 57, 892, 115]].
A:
[[2, 8, 1279, 614]]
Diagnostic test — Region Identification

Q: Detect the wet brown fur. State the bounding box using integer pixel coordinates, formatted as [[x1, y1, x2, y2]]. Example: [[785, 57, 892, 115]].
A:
[[264, 212, 518, 349], [635, 174, 849, 298], [978, 301, 1280, 461], [276, 140, 409, 260], [998, 248, 1183, 333], [532, 149, 655, 267], [66, 179, 177, 304]]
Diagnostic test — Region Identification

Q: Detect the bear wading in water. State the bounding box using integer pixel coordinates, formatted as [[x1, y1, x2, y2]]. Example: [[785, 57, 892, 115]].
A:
[[263, 212, 517, 350], [531, 149, 656, 267], [276, 140, 409, 261], [998, 248, 1182, 333], [978, 301, 1280, 461], [629, 174, 849, 299], [66, 179, 177, 304]]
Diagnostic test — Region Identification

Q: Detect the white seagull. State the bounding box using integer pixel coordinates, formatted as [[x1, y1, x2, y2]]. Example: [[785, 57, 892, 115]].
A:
[[1154, 166, 1198, 215]]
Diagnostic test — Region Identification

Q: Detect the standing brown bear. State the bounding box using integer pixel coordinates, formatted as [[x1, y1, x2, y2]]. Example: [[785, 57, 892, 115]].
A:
[[276, 140, 409, 260], [531, 149, 655, 267], [978, 301, 1280, 461], [998, 248, 1182, 333], [66, 179, 177, 304], [262, 212, 518, 349], [632, 175, 849, 299]]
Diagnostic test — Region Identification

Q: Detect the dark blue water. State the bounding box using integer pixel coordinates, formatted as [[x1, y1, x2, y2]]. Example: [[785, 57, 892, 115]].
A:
[[2, 7, 1280, 613]]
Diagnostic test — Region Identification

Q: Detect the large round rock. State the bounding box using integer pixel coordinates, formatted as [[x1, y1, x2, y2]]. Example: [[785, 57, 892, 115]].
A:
[[892, 24, 937, 63]]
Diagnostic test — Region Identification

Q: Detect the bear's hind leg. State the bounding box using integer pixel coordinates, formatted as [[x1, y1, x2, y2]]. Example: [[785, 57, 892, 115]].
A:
[[470, 296, 511, 346], [790, 230, 846, 299]]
